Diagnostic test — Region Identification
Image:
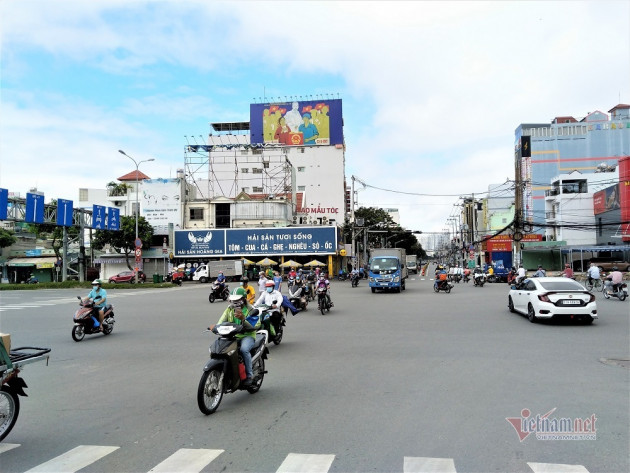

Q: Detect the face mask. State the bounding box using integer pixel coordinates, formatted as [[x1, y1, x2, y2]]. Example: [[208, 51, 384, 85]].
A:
[[266, 287, 273, 293]]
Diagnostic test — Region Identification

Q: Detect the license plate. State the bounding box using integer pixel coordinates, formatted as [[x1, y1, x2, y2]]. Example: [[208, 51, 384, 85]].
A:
[[562, 299, 581, 305]]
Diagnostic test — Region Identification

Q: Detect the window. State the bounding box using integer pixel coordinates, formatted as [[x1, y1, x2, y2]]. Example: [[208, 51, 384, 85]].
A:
[[252, 168, 263, 174], [298, 167, 305, 172], [79, 188, 88, 201], [263, 162, 269, 169], [241, 187, 249, 193], [253, 186, 263, 193], [252, 149, 262, 155], [241, 168, 249, 173], [298, 185, 306, 191], [190, 208, 204, 220]]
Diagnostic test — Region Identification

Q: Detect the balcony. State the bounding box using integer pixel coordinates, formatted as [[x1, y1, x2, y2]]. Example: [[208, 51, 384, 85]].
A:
[[545, 188, 560, 197]]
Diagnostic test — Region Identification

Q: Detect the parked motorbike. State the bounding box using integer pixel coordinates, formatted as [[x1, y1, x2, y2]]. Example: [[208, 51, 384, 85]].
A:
[[0, 343, 51, 441], [317, 286, 332, 315], [72, 296, 115, 341], [287, 281, 308, 311], [256, 303, 285, 345], [603, 281, 628, 301], [197, 323, 269, 415], [433, 279, 454, 293], [473, 272, 486, 287], [350, 272, 360, 287], [208, 283, 230, 303]]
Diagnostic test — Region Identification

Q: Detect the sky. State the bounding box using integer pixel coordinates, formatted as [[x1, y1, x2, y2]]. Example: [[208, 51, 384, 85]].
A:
[[1, 0, 629, 246]]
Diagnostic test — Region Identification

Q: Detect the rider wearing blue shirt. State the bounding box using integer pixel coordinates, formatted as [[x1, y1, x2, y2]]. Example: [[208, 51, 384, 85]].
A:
[[88, 279, 107, 330]]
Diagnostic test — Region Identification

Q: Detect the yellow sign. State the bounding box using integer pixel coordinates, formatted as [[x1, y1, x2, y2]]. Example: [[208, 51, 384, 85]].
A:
[[339, 249, 347, 256]]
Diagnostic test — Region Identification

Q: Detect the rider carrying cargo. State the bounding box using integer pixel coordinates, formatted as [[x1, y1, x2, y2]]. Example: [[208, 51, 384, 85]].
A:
[[209, 287, 260, 387]]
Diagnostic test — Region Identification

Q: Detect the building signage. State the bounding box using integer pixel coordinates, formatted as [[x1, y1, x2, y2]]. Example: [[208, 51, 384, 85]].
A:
[[593, 184, 620, 215], [141, 179, 183, 235], [174, 226, 338, 258], [0, 188, 7, 220], [486, 235, 512, 252], [250, 99, 343, 147]]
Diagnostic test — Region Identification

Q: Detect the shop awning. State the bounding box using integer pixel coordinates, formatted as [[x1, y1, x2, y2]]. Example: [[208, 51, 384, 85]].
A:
[[7, 257, 57, 268]]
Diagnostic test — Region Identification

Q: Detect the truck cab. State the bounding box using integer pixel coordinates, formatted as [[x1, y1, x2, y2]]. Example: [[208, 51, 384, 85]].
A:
[[368, 249, 408, 293]]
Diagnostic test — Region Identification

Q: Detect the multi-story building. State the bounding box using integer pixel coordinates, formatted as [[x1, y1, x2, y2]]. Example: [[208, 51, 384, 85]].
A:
[[515, 104, 630, 232]]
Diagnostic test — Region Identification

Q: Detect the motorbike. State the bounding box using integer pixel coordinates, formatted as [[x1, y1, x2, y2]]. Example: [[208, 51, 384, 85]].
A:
[[256, 303, 285, 345], [72, 296, 115, 341], [506, 270, 517, 285], [197, 323, 269, 415], [603, 281, 628, 301], [0, 342, 51, 441], [316, 286, 332, 315], [462, 272, 470, 283], [449, 273, 462, 284], [350, 272, 360, 287], [287, 281, 308, 311], [337, 272, 347, 281], [208, 283, 230, 303], [433, 279, 454, 293], [304, 278, 315, 301], [473, 272, 486, 287], [165, 271, 183, 286]]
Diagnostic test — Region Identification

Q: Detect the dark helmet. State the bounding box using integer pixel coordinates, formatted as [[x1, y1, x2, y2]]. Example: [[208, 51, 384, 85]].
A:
[[242, 277, 249, 284], [612, 266, 618, 271]]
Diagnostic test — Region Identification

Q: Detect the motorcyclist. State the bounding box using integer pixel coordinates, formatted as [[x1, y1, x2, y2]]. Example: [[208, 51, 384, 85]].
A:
[[562, 263, 574, 279], [473, 266, 485, 286], [87, 279, 107, 331], [241, 277, 256, 305], [435, 265, 448, 290], [516, 265, 526, 286], [605, 266, 624, 291], [586, 263, 601, 287], [209, 287, 260, 387], [288, 267, 297, 280], [532, 265, 546, 278], [215, 271, 226, 291], [316, 274, 333, 308], [255, 281, 284, 313]]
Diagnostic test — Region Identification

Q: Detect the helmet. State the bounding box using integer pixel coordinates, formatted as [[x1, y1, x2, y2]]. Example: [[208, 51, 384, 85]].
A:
[[265, 281, 275, 287], [242, 277, 249, 284], [229, 287, 246, 301], [612, 266, 618, 271], [91, 279, 101, 286], [319, 275, 325, 280]]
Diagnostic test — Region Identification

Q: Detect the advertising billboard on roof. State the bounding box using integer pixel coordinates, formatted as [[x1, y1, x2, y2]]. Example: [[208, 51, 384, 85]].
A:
[[250, 99, 343, 146]]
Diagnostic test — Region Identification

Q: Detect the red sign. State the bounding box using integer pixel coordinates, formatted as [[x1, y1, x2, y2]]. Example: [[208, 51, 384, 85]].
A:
[[135, 248, 142, 263]]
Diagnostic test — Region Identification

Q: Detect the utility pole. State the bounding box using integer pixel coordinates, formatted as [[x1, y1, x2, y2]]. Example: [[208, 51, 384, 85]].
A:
[[514, 135, 529, 266], [351, 176, 356, 270]]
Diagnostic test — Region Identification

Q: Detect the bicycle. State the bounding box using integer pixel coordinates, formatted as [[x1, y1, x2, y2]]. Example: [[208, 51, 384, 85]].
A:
[[585, 278, 604, 292]]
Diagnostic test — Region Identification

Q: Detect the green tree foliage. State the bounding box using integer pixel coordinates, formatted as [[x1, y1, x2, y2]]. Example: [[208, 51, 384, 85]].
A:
[[106, 181, 132, 197], [91, 215, 154, 270], [0, 228, 17, 249]]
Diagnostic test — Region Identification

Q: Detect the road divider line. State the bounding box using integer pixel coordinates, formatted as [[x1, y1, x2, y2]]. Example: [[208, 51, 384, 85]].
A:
[[148, 448, 224, 472], [528, 462, 589, 473], [0, 443, 20, 454], [277, 453, 336, 472], [24, 445, 119, 473], [404, 456, 457, 473]]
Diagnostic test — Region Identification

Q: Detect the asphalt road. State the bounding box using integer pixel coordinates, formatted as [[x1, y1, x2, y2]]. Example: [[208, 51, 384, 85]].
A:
[[0, 271, 628, 473]]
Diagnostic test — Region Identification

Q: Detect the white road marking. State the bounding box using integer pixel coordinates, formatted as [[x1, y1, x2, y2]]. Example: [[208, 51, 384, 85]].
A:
[[148, 448, 224, 472], [404, 456, 457, 473], [24, 445, 119, 473], [277, 453, 336, 472], [528, 462, 589, 473], [0, 443, 20, 454]]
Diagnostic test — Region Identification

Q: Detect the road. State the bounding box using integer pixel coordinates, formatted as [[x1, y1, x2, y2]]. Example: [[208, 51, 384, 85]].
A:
[[0, 271, 628, 473]]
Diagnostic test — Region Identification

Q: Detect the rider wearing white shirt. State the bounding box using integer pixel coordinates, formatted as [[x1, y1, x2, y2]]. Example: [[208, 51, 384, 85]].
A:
[[586, 263, 600, 285]]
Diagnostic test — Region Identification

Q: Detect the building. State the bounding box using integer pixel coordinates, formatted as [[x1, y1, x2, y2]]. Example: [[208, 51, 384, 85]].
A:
[[515, 104, 630, 232]]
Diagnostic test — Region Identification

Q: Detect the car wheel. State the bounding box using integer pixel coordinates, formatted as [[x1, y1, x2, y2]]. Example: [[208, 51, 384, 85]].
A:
[[508, 296, 515, 313], [527, 303, 537, 323]]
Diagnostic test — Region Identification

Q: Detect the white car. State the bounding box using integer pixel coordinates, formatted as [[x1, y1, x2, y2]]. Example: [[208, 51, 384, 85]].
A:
[[508, 277, 597, 324]]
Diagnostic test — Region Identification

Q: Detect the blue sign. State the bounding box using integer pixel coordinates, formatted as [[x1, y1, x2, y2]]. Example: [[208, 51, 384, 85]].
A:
[[108, 207, 120, 230], [0, 188, 7, 220], [174, 226, 337, 258], [56, 199, 74, 227], [92, 205, 106, 229], [25, 193, 45, 224]]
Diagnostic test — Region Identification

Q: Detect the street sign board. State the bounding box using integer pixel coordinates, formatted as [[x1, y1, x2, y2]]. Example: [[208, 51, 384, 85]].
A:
[[25, 193, 45, 224], [56, 199, 74, 227], [92, 205, 106, 229], [107, 207, 120, 231], [0, 188, 7, 220], [135, 238, 142, 248]]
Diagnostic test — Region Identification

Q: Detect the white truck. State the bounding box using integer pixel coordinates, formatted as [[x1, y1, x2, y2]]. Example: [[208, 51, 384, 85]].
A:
[[193, 260, 243, 283], [406, 255, 418, 274], [368, 248, 408, 293]]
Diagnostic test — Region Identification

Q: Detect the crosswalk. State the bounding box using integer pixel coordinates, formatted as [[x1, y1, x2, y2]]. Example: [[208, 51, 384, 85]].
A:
[[0, 291, 149, 312], [0, 443, 592, 472]]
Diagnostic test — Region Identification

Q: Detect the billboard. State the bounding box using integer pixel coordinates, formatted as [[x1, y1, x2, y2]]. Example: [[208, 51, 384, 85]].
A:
[[174, 226, 337, 258], [142, 179, 183, 235], [593, 184, 620, 215], [250, 99, 343, 146]]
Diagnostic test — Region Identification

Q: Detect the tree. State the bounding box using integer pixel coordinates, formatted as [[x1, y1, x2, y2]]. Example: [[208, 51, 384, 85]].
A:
[[106, 181, 132, 197], [91, 215, 154, 270], [23, 199, 80, 262], [0, 228, 17, 249]]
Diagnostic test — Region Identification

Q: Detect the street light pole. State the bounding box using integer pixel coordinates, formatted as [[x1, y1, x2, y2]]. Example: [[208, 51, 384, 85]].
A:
[[118, 150, 155, 283]]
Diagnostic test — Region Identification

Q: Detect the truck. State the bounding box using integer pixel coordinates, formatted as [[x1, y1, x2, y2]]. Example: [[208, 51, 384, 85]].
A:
[[406, 255, 418, 274], [193, 260, 243, 283], [368, 248, 408, 293]]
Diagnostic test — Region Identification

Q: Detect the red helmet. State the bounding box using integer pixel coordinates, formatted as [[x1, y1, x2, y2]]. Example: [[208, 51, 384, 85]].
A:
[[265, 281, 275, 287]]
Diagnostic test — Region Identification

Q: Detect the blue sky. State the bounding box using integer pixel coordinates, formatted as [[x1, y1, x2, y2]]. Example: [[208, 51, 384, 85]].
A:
[[1, 0, 629, 236]]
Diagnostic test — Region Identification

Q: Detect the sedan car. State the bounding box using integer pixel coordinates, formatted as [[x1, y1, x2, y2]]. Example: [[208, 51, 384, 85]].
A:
[[108, 270, 146, 284], [508, 277, 597, 324]]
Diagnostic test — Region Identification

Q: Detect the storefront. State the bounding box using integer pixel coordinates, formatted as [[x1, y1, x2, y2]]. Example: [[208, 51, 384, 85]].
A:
[[6, 256, 58, 283]]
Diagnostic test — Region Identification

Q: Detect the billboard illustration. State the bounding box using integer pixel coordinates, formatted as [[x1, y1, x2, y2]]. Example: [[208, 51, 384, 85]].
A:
[[593, 184, 620, 215], [250, 99, 343, 146]]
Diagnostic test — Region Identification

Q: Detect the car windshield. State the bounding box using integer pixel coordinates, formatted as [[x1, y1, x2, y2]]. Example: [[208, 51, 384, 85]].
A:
[[370, 258, 398, 271], [539, 280, 584, 291]]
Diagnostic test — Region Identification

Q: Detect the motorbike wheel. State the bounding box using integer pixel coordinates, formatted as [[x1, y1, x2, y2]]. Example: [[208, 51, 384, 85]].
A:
[[72, 325, 85, 342], [102, 320, 114, 336], [222, 290, 229, 301], [208, 293, 215, 303], [433, 284, 439, 293], [247, 357, 265, 394], [619, 293, 626, 302], [197, 368, 224, 415], [273, 327, 283, 345], [320, 300, 325, 315], [603, 288, 610, 299], [445, 285, 451, 294], [0, 386, 20, 442]]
